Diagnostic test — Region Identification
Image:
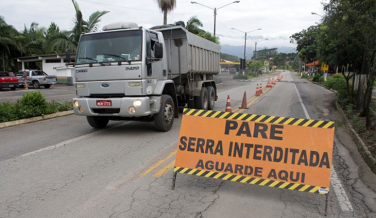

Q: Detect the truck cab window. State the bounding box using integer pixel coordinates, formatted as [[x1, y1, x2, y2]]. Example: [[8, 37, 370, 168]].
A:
[[76, 30, 142, 64]]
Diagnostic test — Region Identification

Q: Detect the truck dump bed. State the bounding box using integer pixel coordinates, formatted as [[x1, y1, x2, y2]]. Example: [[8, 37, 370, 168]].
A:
[[156, 26, 220, 78]]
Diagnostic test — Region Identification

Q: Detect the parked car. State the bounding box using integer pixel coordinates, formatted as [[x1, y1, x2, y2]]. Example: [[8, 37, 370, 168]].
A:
[[0, 71, 18, 90], [16, 70, 57, 89]]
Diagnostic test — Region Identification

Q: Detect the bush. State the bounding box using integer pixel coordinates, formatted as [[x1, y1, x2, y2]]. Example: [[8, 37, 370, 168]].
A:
[[233, 74, 248, 79], [332, 73, 343, 79], [319, 76, 325, 83], [312, 74, 321, 82], [0, 102, 19, 122], [17, 91, 48, 118], [323, 77, 347, 98], [0, 91, 73, 123]]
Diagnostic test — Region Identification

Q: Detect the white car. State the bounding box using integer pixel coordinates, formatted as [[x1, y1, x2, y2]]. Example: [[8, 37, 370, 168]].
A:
[[16, 70, 57, 89]]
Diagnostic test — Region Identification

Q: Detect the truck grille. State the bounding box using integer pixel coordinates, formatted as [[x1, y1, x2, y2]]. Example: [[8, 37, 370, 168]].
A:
[[90, 94, 125, 98], [92, 108, 120, 114]]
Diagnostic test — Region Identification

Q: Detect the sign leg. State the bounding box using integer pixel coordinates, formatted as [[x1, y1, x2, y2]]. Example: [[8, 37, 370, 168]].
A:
[[171, 172, 178, 190], [324, 192, 330, 216]]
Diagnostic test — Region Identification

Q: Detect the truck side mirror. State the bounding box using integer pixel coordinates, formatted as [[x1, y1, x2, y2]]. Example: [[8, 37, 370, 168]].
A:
[[154, 42, 163, 59], [66, 48, 71, 63]]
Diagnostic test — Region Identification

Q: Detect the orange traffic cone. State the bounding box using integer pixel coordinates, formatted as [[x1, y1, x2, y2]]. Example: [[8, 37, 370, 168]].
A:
[[239, 91, 248, 109], [266, 78, 273, 88], [259, 83, 263, 95], [225, 95, 232, 112], [255, 83, 260, 96], [271, 76, 276, 85]]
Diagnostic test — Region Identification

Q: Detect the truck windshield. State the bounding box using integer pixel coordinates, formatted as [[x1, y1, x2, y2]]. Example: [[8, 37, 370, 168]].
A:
[[76, 30, 142, 64]]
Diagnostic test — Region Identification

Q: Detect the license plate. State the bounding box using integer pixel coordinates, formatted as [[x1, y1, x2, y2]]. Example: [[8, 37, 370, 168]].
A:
[[96, 100, 112, 107], [9, 85, 14, 87]]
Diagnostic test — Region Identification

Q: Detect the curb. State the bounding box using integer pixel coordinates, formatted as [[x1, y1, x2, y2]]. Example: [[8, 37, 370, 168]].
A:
[[335, 101, 376, 173], [0, 110, 74, 129], [306, 78, 376, 173]]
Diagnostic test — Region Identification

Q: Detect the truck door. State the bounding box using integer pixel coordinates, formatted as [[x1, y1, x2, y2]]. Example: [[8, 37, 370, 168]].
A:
[[146, 31, 163, 80]]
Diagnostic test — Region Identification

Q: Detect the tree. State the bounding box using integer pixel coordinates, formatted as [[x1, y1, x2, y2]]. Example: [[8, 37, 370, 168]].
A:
[[21, 22, 46, 56], [323, 0, 376, 128], [45, 0, 109, 54], [247, 61, 263, 74], [44, 23, 75, 54], [290, 26, 319, 63], [70, 0, 109, 45], [0, 16, 22, 71], [185, 16, 219, 44], [156, 0, 176, 25], [186, 16, 204, 35]]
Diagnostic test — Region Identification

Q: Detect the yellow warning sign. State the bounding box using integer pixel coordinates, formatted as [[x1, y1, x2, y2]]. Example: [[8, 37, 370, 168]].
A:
[[321, 63, 329, 71], [174, 109, 335, 194]]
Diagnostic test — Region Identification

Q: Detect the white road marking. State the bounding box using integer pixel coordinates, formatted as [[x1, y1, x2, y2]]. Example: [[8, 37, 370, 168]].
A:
[[21, 122, 124, 157], [290, 72, 353, 212]]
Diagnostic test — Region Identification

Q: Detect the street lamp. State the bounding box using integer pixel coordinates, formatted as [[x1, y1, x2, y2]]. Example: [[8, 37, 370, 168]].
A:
[[231, 28, 261, 73], [254, 38, 268, 60], [191, 1, 240, 36]]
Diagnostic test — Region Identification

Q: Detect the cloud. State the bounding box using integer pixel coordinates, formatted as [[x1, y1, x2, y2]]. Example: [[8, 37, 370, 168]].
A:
[[0, 0, 327, 48]]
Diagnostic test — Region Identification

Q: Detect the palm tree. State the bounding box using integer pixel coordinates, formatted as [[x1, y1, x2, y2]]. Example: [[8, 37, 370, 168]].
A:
[[70, 0, 109, 44], [185, 17, 220, 44], [156, 0, 176, 25], [0, 16, 22, 71], [45, 0, 109, 54], [22, 22, 46, 56], [44, 23, 75, 54], [186, 16, 204, 34]]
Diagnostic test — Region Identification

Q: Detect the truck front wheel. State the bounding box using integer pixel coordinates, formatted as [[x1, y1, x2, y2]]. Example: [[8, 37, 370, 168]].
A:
[[87, 116, 109, 129], [154, 95, 174, 132]]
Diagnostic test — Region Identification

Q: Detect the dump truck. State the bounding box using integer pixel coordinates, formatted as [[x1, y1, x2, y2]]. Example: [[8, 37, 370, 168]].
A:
[[71, 22, 220, 131]]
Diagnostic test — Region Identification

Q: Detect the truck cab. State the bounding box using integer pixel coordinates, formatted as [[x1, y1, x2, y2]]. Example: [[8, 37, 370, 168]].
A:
[[73, 22, 178, 131]]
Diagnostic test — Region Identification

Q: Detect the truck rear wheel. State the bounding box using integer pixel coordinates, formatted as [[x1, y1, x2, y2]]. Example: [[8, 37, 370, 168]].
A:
[[87, 116, 109, 129], [195, 87, 208, 110], [154, 95, 174, 132], [207, 86, 215, 110]]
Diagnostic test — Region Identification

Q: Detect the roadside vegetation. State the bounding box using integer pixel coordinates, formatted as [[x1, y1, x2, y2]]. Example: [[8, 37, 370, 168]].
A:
[[305, 73, 376, 159], [291, 0, 376, 160], [0, 91, 72, 123]]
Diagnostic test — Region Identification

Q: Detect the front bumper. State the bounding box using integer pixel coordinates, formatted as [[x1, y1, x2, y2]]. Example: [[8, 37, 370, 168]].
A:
[[72, 96, 162, 117]]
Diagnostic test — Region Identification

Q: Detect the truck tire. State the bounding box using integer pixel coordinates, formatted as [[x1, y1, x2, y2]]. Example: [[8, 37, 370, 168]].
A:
[[87, 116, 109, 129], [32, 81, 40, 89], [154, 95, 174, 132], [195, 87, 208, 110], [11, 87, 16, 90], [207, 86, 215, 110]]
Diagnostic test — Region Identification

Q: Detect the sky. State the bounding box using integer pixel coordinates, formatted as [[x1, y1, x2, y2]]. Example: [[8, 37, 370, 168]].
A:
[[1, 0, 326, 52]]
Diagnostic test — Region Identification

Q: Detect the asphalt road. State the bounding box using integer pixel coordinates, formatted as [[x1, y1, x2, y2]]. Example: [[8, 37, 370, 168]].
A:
[[0, 84, 76, 103], [0, 71, 375, 218]]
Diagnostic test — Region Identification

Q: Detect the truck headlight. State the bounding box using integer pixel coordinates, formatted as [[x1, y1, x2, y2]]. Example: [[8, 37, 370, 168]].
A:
[[128, 106, 136, 114], [77, 84, 85, 88], [78, 106, 84, 113], [133, 99, 142, 108], [74, 100, 79, 107]]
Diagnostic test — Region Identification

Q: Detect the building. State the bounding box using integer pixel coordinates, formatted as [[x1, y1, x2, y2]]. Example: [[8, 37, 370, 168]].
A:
[[17, 54, 76, 83]]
